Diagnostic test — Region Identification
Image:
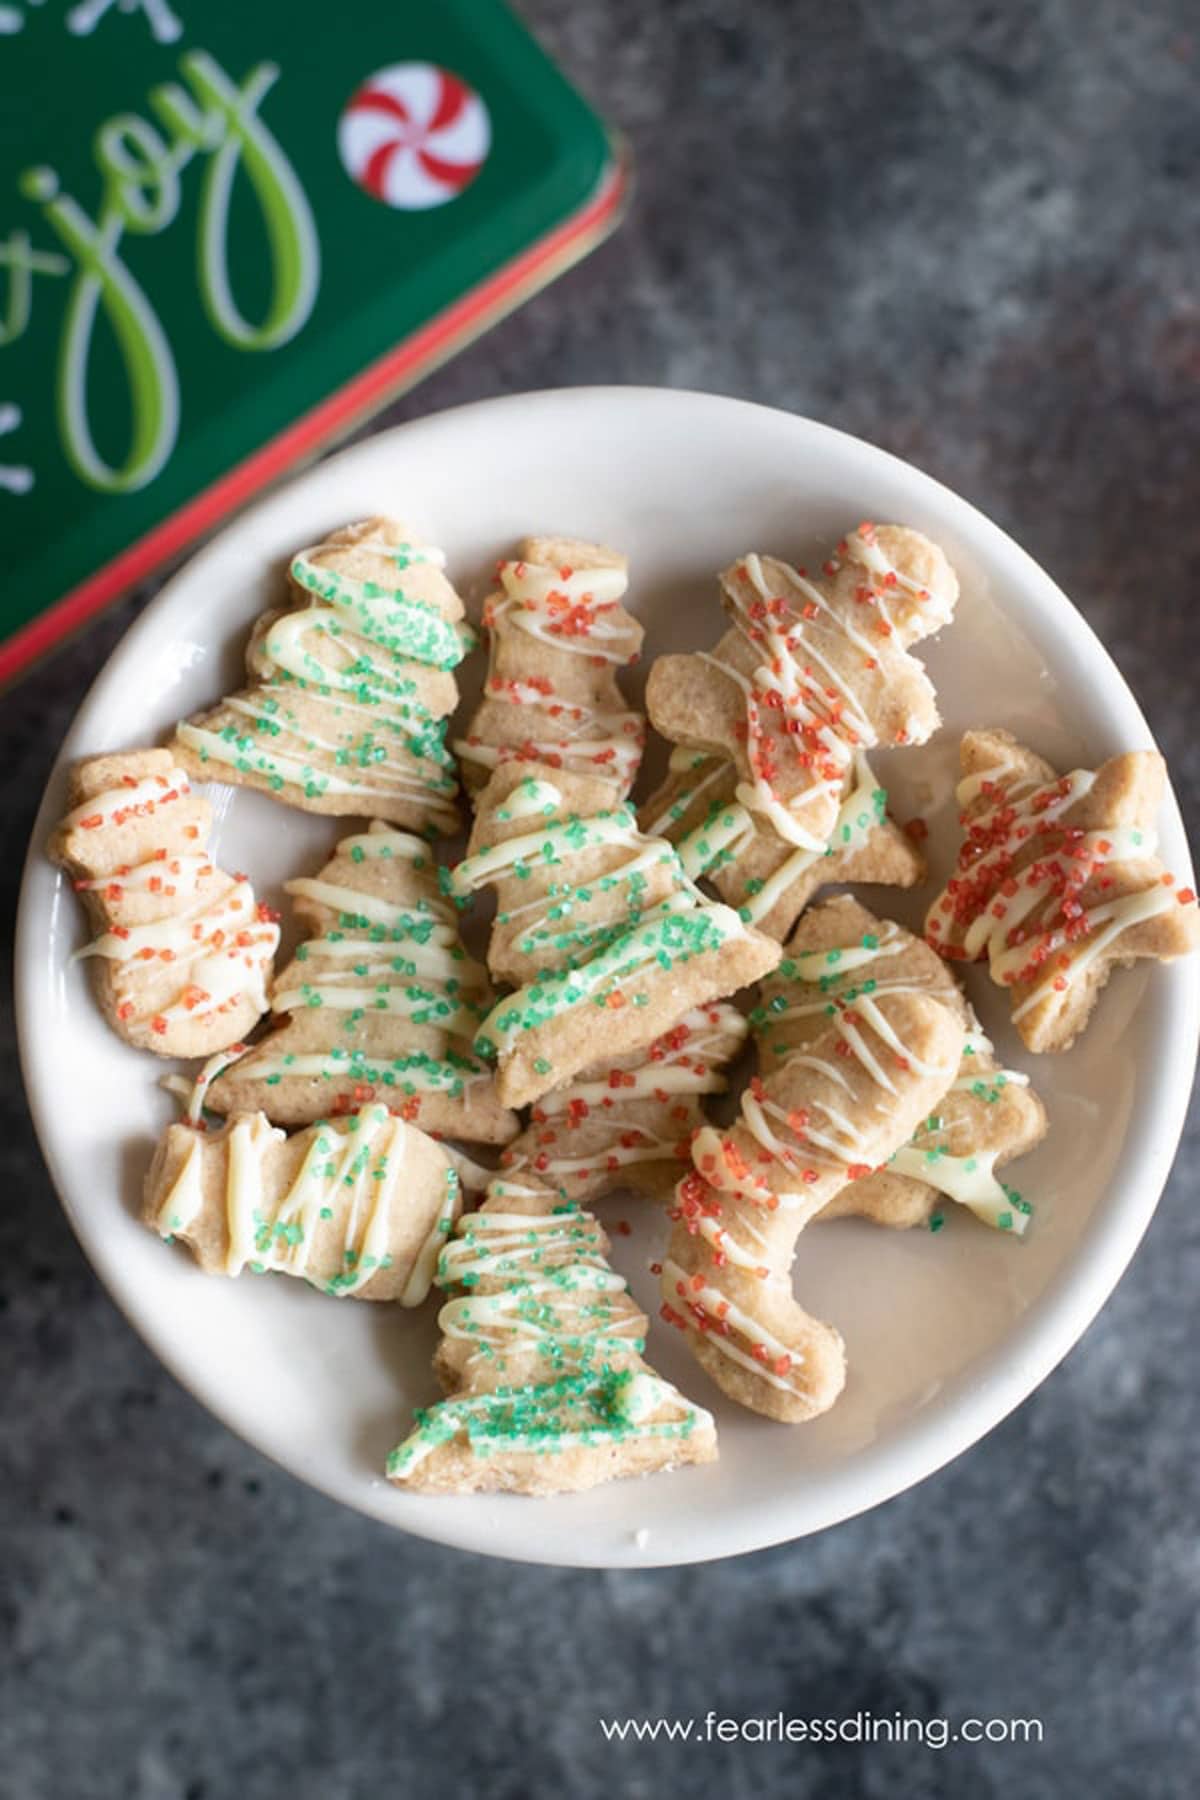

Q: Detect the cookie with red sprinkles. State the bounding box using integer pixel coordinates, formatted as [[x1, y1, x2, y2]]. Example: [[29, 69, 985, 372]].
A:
[[48, 747, 278, 1059], [925, 728, 1200, 1052], [645, 523, 958, 856]]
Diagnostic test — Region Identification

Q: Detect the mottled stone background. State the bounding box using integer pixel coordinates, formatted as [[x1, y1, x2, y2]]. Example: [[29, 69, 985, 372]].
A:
[[3, 3, 1198, 1796]]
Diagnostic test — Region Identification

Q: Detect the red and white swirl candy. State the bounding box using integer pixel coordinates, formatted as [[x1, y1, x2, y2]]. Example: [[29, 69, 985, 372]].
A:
[[337, 62, 491, 211]]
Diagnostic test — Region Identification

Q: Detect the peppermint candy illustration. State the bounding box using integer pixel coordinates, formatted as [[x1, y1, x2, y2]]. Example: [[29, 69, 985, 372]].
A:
[[337, 62, 491, 211]]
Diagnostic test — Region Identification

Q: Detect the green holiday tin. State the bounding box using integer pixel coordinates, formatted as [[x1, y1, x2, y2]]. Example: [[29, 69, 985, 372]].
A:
[[0, 0, 625, 680]]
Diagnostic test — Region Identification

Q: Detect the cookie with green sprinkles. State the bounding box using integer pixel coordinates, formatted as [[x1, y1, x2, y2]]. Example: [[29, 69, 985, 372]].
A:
[[454, 760, 688, 987], [756, 896, 1047, 1235], [143, 1103, 469, 1303], [453, 762, 780, 1108], [477, 899, 778, 1110], [387, 1174, 717, 1495], [171, 518, 474, 833], [639, 746, 924, 942], [206, 820, 517, 1144]]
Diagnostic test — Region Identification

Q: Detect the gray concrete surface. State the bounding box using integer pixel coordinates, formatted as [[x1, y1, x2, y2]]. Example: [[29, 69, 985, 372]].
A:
[[3, 3, 1198, 1795]]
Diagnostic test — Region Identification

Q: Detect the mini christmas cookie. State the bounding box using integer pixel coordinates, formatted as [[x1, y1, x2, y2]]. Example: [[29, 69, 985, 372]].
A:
[[144, 1103, 463, 1303], [501, 1002, 748, 1201], [660, 976, 965, 1421], [926, 729, 1200, 1052], [640, 746, 925, 942], [172, 518, 475, 833], [451, 764, 780, 1107], [47, 749, 278, 1058], [205, 821, 516, 1143], [646, 524, 958, 853], [457, 763, 675, 988], [453, 536, 645, 800], [387, 1174, 717, 1494], [755, 896, 1047, 1234]]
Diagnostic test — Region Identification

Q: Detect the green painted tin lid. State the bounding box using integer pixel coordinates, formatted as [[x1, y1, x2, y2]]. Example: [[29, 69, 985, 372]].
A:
[[0, 0, 625, 680]]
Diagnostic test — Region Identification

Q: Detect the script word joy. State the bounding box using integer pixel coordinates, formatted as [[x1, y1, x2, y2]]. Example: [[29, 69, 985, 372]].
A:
[[0, 47, 320, 493]]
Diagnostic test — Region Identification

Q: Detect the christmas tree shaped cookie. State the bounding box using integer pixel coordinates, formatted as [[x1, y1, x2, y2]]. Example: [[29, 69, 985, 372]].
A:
[[453, 536, 645, 801], [173, 518, 474, 833], [144, 1103, 464, 1303], [387, 1174, 717, 1494], [640, 745, 925, 942], [206, 821, 516, 1143], [450, 763, 780, 1108], [754, 897, 1047, 1233], [501, 1002, 748, 1201], [660, 962, 965, 1420], [646, 524, 958, 853], [926, 729, 1200, 1051], [47, 749, 278, 1058]]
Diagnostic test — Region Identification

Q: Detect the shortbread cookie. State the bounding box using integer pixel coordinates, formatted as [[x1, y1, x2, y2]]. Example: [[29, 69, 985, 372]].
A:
[[926, 729, 1200, 1052], [454, 537, 645, 802], [144, 1102, 463, 1301], [388, 1175, 717, 1494], [206, 821, 516, 1143], [452, 765, 780, 1107], [660, 981, 965, 1421], [640, 747, 925, 941], [646, 524, 957, 852], [172, 519, 474, 833], [456, 763, 677, 986], [47, 750, 278, 1058], [755, 897, 1047, 1233], [501, 1002, 748, 1200]]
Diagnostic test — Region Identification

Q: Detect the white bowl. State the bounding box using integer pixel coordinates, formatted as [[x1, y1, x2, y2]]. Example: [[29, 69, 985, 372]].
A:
[[16, 388, 1199, 1567]]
